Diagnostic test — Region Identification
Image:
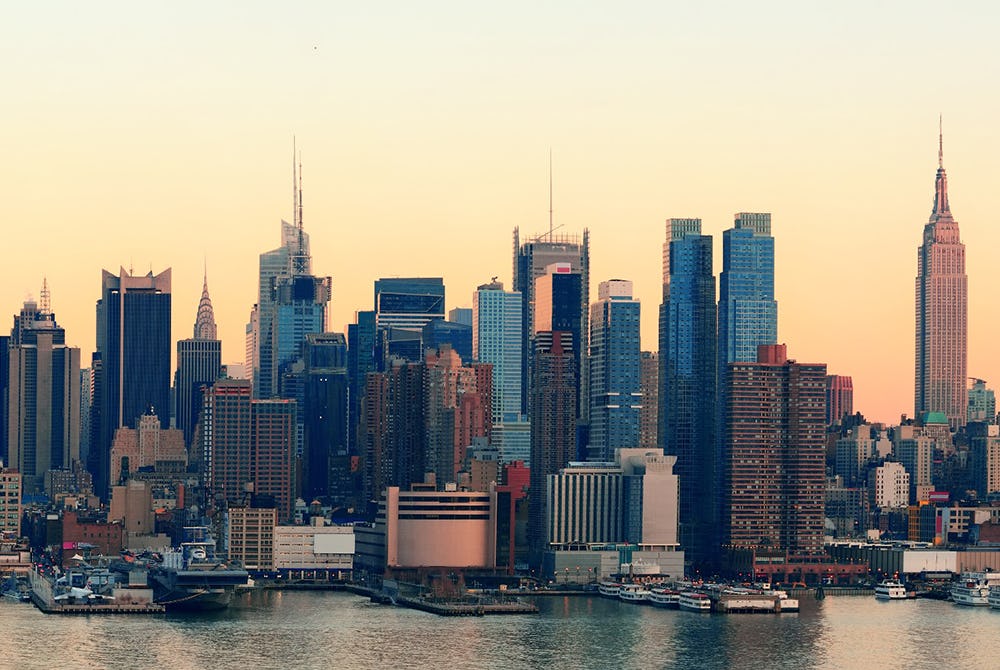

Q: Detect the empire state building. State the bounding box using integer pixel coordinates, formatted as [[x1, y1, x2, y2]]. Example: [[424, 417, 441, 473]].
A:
[[915, 126, 967, 429]]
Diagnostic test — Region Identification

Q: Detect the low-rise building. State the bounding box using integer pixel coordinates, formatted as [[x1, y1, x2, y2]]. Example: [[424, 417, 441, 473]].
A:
[[0, 467, 22, 538], [227, 505, 277, 571], [273, 517, 354, 579]]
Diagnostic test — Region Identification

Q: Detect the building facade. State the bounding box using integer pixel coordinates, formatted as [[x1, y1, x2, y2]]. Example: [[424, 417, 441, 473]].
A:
[[722, 344, 827, 559], [93, 267, 172, 498], [658, 218, 717, 568], [175, 272, 222, 448], [587, 280, 641, 461], [915, 132, 967, 429]]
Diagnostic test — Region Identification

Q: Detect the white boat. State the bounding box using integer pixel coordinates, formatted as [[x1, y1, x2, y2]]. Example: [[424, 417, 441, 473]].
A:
[[648, 587, 681, 609], [988, 586, 1000, 610], [618, 583, 651, 604], [597, 581, 621, 598], [874, 580, 908, 600], [951, 573, 1000, 606], [678, 591, 712, 612]]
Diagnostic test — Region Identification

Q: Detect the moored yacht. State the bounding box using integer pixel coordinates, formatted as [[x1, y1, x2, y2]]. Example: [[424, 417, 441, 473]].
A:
[[678, 591, 712, 612], [648, 587, 681, 609], [598, 581, 621, 598], [951, 573, 1000, 607], [618, 583, 651, 604], [874, 580, 908, 600]]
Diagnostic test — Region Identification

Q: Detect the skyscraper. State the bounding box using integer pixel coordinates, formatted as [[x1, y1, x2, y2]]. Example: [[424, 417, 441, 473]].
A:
[[587, 280, 641, 461], [472, 280, 528, 463], [201, 379, 297, 521], [717, 213, 777, 368], [534, 263, 585, 422], [513, 228, 589, 416], [826, 375, 854, 426], [722, 344, 827, 560], [657, 219, 717, 568], [916, 126, 968, 429], [301, 333, 350, 506], [528, 331, 576, 563], [251, 152, 330, 400], [175, 272, 223, 448], [93, 267, 172, 498], [7, 288, 81, 492]]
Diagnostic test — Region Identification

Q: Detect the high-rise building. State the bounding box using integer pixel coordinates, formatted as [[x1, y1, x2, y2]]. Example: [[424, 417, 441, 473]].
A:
[[0, 334, 9, 466], [175, 272, 223, 448], [658, 219, 717, 568], [528, 331, 576, 562], [835, 424, 874, 487], [423, 346, 491, 486], [360, 360, 426, 506], [472, 281, 528, 463], [93, 267, 172, 498], [968, 379, 996, 424], [717, 213, 777, 368], [870, 462, 910, 510], [513, 228, 589, 416], [7, 290, 81, 492], [826, 375, 854, 426], [301, 333, 350, 507], [969, 423, 1000, 499], [0, 467, 21, 537], [201, 379, 297, 521], [893, 425, 935, 504], [638, 352, 658, 449], [916, 128, 967, 429], [373, 277, 446, 332], [251, 154, 330, 400], [347, 310, 377, 456], [722, 344, 827, 560], [587, 280, 641, 461], [534, 264, 585, 424]]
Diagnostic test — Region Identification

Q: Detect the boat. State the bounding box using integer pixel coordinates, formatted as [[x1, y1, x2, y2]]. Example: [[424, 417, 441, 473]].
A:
[[618, 583, 651, 604], [147, 527, 249, 611], [950, 573, 1000, 607], [988, 586, 1000, 610], [874, 580, 908, 600], [678, 591, 712, 612], [597, 581, 621, 598], [648, 587, 681, 609]]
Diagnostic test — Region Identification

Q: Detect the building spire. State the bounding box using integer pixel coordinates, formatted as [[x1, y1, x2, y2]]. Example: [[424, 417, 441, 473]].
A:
[[194, 266, 218, 340], [548, 148, 553, 239], [931, 117, 951, 220], [39, 277, 51, 315]]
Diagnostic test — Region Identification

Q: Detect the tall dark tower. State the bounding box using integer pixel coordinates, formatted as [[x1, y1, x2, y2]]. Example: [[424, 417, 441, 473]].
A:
[[176, 270, 223, 448], [93, 267, 171, 498], [528, 331, 577, 565], [658, 219, 717, 571], [916, 121, 967, 429]]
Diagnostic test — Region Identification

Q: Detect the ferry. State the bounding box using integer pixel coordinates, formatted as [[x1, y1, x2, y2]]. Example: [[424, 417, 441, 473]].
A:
[[648, 587, 681, 609], [874, 580, 908, 600], [678, 591, 712, 612], [618, 583, 651, 604], [597, 581, 621, 598], [988, 586, 1000, 610], [950, 573, 1000, 607]]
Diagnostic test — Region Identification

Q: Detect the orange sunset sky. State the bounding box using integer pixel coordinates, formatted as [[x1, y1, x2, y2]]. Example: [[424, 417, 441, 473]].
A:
[[3, 2, 1000, 424]]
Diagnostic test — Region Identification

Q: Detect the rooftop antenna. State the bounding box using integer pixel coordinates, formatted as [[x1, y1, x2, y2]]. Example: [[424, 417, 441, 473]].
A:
[[292, 146, 308, 275], [938, 114, 943, 169], [548, 148, 554, 240], [39, 277, 51, 314]]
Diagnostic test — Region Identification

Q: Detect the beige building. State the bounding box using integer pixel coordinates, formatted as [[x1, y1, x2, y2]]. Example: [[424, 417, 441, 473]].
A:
[[227, 506, 277, 570], [870, 462, 910, 510], [0, 468, 22, 537], [357, 486, 497, 572], [273, 518, 354, 574], [110, 413, 187, 486]]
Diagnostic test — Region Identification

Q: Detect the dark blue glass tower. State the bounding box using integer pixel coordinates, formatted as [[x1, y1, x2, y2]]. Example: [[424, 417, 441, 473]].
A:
[[93, 268, 172, 499], [587, 280, 641, 461], [658, 219, 716, 570], [718, 213, 777, 367]]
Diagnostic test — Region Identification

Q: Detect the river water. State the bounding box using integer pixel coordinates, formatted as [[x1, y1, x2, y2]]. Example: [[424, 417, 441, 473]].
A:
[[0, 590, 995, 669]]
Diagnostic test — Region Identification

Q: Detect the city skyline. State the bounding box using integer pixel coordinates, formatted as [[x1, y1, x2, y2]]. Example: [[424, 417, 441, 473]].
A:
[[5, 3, 1000, 425]]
